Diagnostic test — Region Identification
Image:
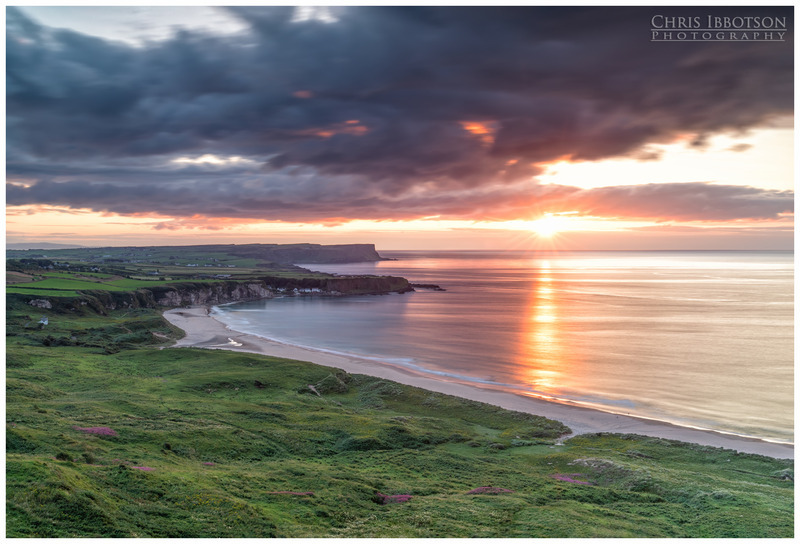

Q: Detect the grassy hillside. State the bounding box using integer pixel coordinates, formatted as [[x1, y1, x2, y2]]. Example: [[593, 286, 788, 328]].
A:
[[6, 266, 329, 299], [6, 305, 794, 538], [6, 243, 378, 301]]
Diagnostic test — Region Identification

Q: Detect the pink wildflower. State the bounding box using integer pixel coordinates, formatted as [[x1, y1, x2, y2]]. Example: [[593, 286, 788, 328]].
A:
[[375, 493, 412, 504], [551, 473, 593, 485], [73, 426, 117, 436], [132, 466, 155, 471], [202, 462, 216, 466]]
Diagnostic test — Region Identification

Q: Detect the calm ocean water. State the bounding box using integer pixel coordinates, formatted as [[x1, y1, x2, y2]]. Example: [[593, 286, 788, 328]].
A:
[[214, 251, 794, 443]]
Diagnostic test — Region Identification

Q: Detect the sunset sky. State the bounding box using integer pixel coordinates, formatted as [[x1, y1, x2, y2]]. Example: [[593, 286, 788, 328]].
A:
[[6, 5, 794, 250]]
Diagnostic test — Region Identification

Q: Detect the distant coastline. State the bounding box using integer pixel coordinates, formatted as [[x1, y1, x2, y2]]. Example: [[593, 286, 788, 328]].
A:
[[163, 306, 793, 460]]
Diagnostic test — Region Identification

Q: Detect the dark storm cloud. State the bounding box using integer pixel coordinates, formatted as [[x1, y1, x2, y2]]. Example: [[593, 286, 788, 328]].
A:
[[7, 176, 791, 224], [6, 6, 794, 223]]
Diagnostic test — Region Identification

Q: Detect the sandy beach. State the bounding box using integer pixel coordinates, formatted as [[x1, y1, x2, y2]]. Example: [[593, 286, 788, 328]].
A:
[[163, 306, 793, 459]]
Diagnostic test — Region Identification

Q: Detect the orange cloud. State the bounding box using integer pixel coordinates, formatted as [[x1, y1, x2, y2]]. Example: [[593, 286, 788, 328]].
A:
[[459, 121, 497, 146], [152, 216, 246, 231], [296, 120, 370, 139]]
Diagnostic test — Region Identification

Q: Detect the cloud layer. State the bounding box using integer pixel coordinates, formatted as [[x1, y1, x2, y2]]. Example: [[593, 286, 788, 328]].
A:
[[6, 6, 794, 224]]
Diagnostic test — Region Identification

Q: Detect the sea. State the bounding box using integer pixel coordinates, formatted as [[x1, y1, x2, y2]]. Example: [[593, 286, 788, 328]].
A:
[[212, 250, 794, 444]]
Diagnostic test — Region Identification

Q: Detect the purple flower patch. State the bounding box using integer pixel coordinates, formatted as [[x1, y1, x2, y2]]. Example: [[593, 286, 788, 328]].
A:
[[73, 426, 117, 436], [132, 466, 155, 471], [376, 493, 412, 504], [202, 462, 216, 466], [466, 486, 514, 495], [551, 473, 593, 485]]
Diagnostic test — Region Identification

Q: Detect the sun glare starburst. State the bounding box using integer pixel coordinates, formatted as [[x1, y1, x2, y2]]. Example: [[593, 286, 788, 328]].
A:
[[528, 214, 563, 238]]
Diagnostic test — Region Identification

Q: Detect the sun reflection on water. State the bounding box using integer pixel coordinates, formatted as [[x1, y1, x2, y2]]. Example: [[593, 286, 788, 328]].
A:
[[516, 260, 572, 397]]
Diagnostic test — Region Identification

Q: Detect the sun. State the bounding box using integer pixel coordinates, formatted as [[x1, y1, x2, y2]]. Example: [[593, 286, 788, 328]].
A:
[[528, 214, 562, 238]]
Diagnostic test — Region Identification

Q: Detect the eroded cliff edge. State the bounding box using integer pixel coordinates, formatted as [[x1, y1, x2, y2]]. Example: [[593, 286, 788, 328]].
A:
[[13, 275, 412, 315]]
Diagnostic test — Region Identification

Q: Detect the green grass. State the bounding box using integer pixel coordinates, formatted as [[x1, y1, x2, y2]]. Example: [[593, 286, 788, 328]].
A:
[[6, 244, 349, 299], [5, 274, 221, 298], [6, 288, 80, 297], [8, 278, 119, 291], [40, 271, 115, 279], [8, 276, 188, 292], [105, 278, 213, 289], [6, 304, 794, 538]]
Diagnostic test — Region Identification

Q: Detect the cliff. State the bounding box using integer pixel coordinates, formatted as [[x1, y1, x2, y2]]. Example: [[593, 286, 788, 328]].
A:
[[254, 275, 413, 295], [147, 282, 273, 307], [10, 275, 412, 315]]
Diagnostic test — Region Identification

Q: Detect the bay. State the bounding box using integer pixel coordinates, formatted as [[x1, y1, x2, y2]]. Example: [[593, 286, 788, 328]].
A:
[[213, 250, 794, 443]]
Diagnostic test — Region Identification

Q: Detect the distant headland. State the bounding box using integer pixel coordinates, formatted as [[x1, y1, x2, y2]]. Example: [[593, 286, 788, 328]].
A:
[[6, 242, 388, 265]]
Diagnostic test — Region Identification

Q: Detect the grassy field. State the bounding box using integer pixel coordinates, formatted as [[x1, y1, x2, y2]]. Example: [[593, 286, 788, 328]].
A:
[[5, 300, 794, 538], [5, 266, 332, 298], [6, 242, 379, 272], [6, 244, 356, 300], [37, 271, 115, 280], [6, 276, 203, 296], [5, 288, 81, 297]]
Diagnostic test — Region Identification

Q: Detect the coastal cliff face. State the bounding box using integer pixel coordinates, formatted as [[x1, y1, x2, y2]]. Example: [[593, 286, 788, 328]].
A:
[[259, 275, 412, 295], [152, 282, 273, 307], [14, 275, 412, 315]]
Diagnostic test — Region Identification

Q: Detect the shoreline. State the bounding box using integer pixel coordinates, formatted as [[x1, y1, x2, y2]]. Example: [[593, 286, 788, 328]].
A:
[[162, 306, 793, 460]]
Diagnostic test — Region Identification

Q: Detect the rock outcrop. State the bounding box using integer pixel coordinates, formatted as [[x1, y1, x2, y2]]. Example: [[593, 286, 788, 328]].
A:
[[152, 282, 272, 307]]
